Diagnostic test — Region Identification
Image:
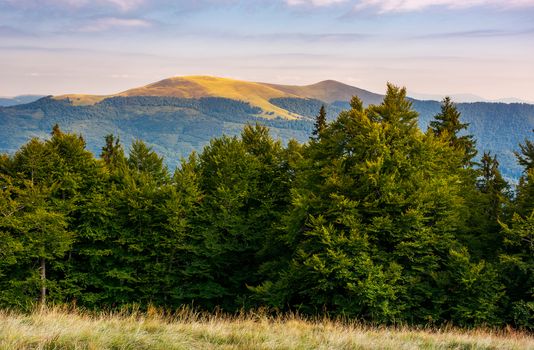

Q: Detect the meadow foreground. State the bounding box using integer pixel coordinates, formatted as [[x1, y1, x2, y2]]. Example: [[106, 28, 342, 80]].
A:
[[0, 307, 532, 350]]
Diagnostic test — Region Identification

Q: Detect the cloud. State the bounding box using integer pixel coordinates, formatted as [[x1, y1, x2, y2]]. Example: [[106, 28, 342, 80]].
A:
[[411, 27, 534, 41], [110, 74, 131, 78], [352, 0, 534, 13], [415, 29, 515, 39], [76, 17, 152, 32], [225, 31, 371, 42], [285, 0, 348, 6], [3, 0, 146, 12], [0, 26, 35, 37]]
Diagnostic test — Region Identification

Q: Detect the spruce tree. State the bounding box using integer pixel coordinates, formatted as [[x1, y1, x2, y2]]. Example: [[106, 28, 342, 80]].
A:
[[514, 130, 534, 215], [430, 97, 477, 165], [311, 105, 327, 140], [101, 134, 125, 169], [462, 152, 509, 259], [515, 130, 534, 172], [501, 131, 534, 328], [478, 152, 509, 221], [128, 140, 168, 184]]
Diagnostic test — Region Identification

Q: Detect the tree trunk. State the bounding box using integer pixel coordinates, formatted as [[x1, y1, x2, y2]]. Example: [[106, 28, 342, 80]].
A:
[[39, 257, 46, 308]]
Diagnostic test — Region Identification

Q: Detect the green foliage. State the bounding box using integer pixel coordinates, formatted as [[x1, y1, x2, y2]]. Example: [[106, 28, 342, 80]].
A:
[[514, 131, 534, 216], [0, 89, 531, 328], [311, 105, 327, 139], [499, 212, 534, 328], [430, 97, 477, 165], [515, 131, 534, 172], [1, 95, 533, 181], [253, 84, 500, 325]]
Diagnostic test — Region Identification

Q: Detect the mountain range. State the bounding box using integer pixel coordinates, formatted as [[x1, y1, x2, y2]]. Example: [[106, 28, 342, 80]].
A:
[[0, 95, 45, 107], [1, 76, 533, 181]]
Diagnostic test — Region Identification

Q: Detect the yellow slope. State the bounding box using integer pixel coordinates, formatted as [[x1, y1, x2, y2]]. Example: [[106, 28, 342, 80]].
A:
[[55, 76, 304, 119]]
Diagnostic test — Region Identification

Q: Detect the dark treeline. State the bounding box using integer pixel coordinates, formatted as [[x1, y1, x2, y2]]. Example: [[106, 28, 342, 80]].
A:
[[0, 85, 532, 328]]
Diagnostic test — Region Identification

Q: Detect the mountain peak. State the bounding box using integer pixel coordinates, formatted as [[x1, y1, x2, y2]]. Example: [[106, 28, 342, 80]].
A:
[[264, 79, 383, 105], [53, 75, 384, 115]]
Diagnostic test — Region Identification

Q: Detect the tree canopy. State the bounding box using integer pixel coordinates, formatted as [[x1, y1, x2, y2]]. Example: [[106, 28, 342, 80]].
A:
[[0, 87, 532, 329]]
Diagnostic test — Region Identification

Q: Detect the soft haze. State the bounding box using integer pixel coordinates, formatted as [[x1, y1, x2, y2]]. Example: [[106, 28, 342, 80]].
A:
[[1, 0, 534, 101]]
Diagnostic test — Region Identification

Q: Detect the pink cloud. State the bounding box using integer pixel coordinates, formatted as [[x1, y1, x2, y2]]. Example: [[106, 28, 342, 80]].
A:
[[77, 17, 151, 32], [353, 0, 534, 13], [4, 0, 145, 12], [285, 0, 348, 6]]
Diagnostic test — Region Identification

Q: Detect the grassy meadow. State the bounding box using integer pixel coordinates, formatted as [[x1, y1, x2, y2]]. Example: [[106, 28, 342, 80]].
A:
[[0, 307, 532, 350]]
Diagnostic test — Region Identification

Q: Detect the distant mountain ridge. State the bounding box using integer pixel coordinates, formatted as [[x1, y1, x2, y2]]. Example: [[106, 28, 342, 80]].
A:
[[53, 76, 384, 119], [264, 80, 384, 105], [0, 95, 44, 107], [2, 76, 533, 181], [409, 91, 534, 104]]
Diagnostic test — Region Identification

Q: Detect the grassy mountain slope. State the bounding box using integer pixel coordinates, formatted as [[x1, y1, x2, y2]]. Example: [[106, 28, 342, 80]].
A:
[[265, 80, 384, 105], [56, 76, 306, 119], [54, 76, 384, 119]]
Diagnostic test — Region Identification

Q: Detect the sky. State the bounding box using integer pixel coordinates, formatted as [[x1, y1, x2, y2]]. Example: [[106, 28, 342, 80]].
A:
[[1, 0, 534, 101]]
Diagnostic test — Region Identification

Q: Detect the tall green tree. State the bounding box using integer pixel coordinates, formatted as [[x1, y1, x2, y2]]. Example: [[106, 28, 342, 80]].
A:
[[500, 131, 534, 328], [6, 138, 62, 307], [255, 85, 502, 325], [101, 134, 126, 170], [178, 124, 295, 309], [311, 105, 327, 140], [515, 130, 534, 172], [430, 97, 477, 165], [461, 152, 509, 260], [477, 152, 509, 221], [499, 212, 534, 328], [515, 130, 534, 216]]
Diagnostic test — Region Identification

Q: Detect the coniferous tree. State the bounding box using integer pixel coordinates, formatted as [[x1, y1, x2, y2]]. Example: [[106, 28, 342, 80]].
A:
[[515, 130, 534, 172], [350, 96, 364, 112], [101, 134, 125, 169], [465, 152, 510, 259], [515, 130, 534, 216], [311, 105, 327, 139], [500, 131, 534, 328], [51, 123, 62, 137], [478, 152, 509, 217], [499, 212, 534, 329], [430, 97, 477, 165], [128, 140, 168, 184]]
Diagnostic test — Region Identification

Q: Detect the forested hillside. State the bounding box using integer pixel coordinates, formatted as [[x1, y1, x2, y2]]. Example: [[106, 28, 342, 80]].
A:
[[1, 85, 532, 328], [0, 96, 312, 170], [1, 93, 533, 180], [271, 98, 534, 180]]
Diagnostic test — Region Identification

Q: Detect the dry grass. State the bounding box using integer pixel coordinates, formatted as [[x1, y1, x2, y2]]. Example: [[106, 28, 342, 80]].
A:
[[54, 76, 303, 119], [0, 307, 532, 350], [119, 76, 301, 119]]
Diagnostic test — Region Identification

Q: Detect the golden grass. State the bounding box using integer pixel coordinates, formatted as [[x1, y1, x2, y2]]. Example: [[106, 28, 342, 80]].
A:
[[51, 75, 367, 119], [53, 94, 110, 106], [0, 307, 532, 350], [119, 76, 301, 119], [53, 76, 305, 119]]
